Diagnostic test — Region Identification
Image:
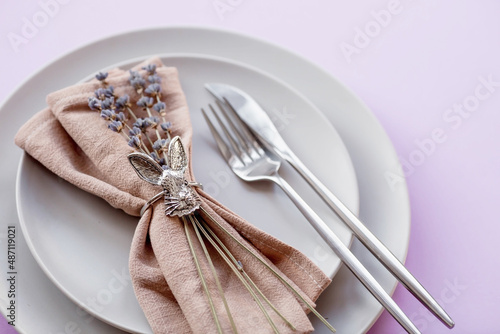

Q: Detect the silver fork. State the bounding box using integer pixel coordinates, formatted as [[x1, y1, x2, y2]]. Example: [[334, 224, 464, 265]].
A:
[[202, 101, 422, 334]]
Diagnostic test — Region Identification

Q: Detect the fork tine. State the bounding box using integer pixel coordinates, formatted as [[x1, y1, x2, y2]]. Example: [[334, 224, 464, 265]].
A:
[[221, 98, 266, 156], [209, 104, 253, 164], [201, 107, 235, 165], [215, 100, 253, 155]]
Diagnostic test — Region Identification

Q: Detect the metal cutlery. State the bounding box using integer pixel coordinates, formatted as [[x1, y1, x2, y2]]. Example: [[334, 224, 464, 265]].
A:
[[202, 101, 423, 334], [203, 83, 455, 333]]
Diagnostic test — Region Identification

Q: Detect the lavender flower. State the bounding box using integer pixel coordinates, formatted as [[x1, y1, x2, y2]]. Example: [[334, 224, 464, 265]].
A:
[[129, 126, 141, 137], [153, 138, 169, 151], [100, 97, 115, 110], [94, 86, 114, 100], [129, 70, 141, 79], [100, 109, 114, 120], [94, 88, 108, 100], [145, 83, 161, 97], [115, 94, 130, 110], [108, 120, 123, 132], [145, 116, 159, 128], [129, 71, 146, 93], [142, 64, 156, 75], [89, 64, 174, 162], [95, 72, 108, 82], [150, 151, 159, 161], [137, 96, 154, 108], [133, 118, 151, 131], [150, 152, 166, 166], [88, 97, 101, 110], [128, 136, 141, 149], [130, 78, 146, 93], [148, 74, 161, 84], [161, 122, 172, 132], [153, 102, 166, 114], [115, 111, 126, 122]]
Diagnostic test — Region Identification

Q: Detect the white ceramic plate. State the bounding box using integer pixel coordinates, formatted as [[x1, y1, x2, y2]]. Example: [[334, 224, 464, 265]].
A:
[[0, 26, 409, 334], [16, 54, 359, 333]]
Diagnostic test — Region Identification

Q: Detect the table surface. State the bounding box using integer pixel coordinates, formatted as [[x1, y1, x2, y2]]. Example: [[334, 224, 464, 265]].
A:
[[1, 1, 498, 333]]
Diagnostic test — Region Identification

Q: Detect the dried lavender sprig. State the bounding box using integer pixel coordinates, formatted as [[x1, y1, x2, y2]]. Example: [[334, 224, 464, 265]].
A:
[[124, 132, 150, 156], [127, 133, 153, 157], [151, 93, 172, 143], [91, 67, 173, 169], [131, 69, 167, 148], [189, 215, 238, 334], [150, 152, 166, 167], [96, 72, 108, 82], [91, 84, 148, 156], [105, 119, 137, 148], [91, 91, 135, 123], [116, 99, 157, 157], [193, 214, 295, 331], [101, 110, 150, 156], [95, 86, 114, 100], [115, 94, 139, 123], [183, 217, 223, 334], [136, 93, 168, 162], [125, 106, 139, 121], [142, 64, 157, 75], [96, 73, 151, 139], [142, 131, 156, 157], [148, 74, 161, 84], [199, 207, 336, 333], [145, 83, 161, 97], [138, 98, 161, 137], [191, 215, 281, 334], [128, 126, 151, 155], [133, 118, 160, 158], [88, 97, 101, 110], [129, 70, 146, 94]]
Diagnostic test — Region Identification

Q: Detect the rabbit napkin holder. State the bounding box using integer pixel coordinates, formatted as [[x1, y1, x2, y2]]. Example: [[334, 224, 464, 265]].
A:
[[128, 136, 203, 217], [127, 136, 335, 334]]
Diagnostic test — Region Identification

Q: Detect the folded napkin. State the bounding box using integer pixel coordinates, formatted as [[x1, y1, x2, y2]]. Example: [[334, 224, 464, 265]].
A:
[[15, 58, 331, 334]]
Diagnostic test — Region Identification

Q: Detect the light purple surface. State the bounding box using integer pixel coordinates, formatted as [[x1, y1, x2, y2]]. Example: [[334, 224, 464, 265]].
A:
[[1, 1, 498, 333]]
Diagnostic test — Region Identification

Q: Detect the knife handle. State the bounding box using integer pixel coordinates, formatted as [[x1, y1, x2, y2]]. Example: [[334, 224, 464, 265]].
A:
[[282, 150, 454, 328], [270, 173, 421, 334]]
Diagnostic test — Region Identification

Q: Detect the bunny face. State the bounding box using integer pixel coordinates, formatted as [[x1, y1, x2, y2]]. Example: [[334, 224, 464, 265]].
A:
[[161, 168, 200, 216], [128, 136, 201, 217]]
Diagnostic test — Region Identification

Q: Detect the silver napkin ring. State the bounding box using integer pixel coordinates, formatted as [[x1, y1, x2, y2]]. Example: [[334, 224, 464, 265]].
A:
[[140, 182, 203, 216]]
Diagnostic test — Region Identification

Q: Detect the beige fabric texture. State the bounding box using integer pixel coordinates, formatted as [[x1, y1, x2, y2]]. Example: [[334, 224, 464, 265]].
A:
[[15, 58, 331, 334]]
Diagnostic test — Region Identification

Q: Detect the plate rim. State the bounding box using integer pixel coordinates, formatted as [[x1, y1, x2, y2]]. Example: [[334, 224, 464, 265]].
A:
[[1, 25, 411, 334], [15, 52, 360, 333]]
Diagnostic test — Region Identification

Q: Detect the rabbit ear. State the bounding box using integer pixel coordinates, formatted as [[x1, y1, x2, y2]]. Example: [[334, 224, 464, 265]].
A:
[[128, 152, 164, 185], [168, 136, 188, 172]]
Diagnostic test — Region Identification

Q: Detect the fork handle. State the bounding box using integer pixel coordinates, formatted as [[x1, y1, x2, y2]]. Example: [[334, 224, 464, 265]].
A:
[[280, 151, 454, 328], [270, 173, 421, 334]]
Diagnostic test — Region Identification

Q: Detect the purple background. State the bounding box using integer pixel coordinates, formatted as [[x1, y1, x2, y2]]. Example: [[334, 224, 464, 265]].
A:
[[1, 0, 498, 333]]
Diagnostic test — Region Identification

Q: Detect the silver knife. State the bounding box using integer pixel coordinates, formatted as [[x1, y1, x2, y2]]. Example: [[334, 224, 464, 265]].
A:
[[205, 82, 454, 329]]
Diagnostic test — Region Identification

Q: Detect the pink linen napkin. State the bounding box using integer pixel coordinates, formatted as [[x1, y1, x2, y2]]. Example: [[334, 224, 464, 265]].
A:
[[15, 58, 331, 334]]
